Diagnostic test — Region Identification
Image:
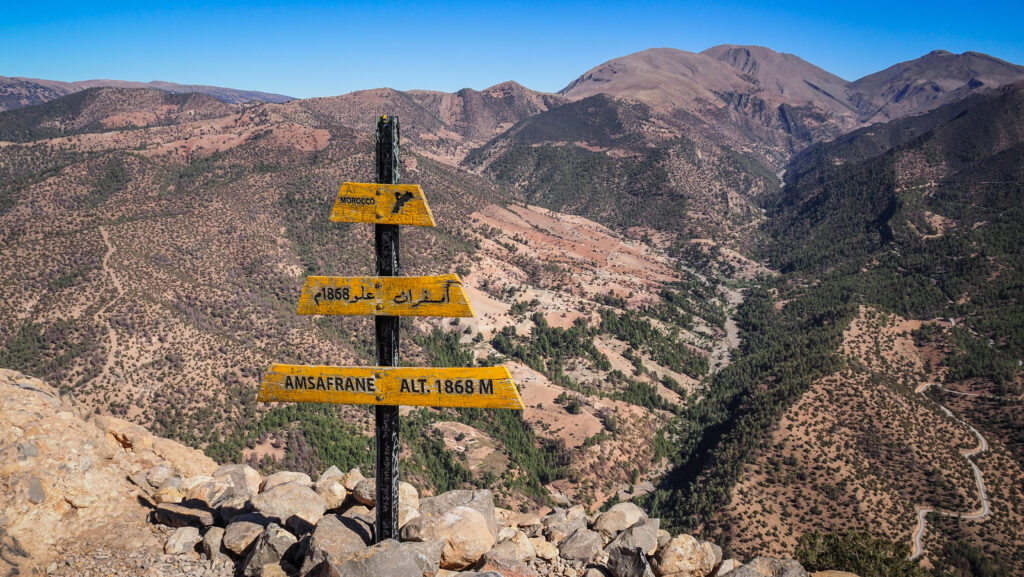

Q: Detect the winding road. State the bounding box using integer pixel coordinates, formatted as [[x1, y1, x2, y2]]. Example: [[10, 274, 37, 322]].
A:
[[909, 383, 991, 560]]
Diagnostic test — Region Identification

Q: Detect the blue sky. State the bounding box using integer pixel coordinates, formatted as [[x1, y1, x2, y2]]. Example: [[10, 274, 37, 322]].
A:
[[2, 1, 1021, 99]]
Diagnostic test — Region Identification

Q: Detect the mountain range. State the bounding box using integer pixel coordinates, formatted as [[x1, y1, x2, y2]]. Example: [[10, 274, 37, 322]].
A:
[[0, 75, 294, 111], [1, 44, 1023, 576]]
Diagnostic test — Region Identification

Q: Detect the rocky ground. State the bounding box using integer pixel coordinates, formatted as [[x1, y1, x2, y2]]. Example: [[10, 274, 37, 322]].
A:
[[1, 368, 841, 577]]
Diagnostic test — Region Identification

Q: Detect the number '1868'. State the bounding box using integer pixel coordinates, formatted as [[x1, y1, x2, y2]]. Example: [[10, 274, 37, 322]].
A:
[[436, 379, 494, 395]]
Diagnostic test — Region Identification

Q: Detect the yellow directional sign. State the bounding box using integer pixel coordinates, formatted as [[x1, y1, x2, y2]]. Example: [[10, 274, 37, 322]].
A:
[[330, 183, 436, 227], [258, 364, 524, 410], [297, 274, 474, 318]]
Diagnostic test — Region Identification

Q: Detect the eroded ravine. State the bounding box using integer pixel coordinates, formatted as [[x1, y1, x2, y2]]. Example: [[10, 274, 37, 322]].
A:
[[93, 226, 125, 386]]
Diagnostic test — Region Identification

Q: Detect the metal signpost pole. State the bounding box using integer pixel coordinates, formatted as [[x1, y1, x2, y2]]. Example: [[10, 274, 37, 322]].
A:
[[374, 115, 400, 542]]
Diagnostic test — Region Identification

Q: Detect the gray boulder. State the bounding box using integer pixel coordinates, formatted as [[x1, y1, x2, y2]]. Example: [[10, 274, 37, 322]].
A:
[[152, 502, 216, 528], [722, 557, 808, 577], [202, 526, 232, 566], [558, 528, 603, 563], [593, 503, 647, 542], [213, 463, 263, 495], [242, 523, 298, 577], [262, 471, 312, 491], [299, 514, 373, 575], [164, 526, 201, 555], [606, 546, 655, 577], [251, 482, 327, 534], [404, 539, 445, 577], [605, 518, 659, 557], [352, 478, 377, 506], [308, 538, 423, 577], [223, 513, 273, 556], [414, 489, 499, 539]]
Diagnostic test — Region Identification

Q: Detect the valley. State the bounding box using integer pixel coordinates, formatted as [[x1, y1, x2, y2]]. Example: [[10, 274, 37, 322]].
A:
[[1, 44, 1023, 576]]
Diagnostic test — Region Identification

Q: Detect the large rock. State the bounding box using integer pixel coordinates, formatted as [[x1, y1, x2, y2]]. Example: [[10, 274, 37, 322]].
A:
[[593, 503, 647, 542], [484, 530, 537, 564], [405, 539, 445, 577], [352, 478, 377, 506], [530, 537, 558, 560], [399, 480, 420, 508], [185, 478, 232, 507], [93, 414, 217, 478], [202, 526, 232, 565], [607, 546, 655, 577], [605, 518, 659, 557], [342, 467, 366, 491], [714, 560, 742, 576], [402, 505, 497, 569], [262, 471, 312, 492], [243, 524, 299, 577], [399, 502, 422, 529], [214, 463, 263, 495], [315, 476, 349, 510], [309, 538, 424, 577], [299, 514, 373, 575], [544, 514, 588, 545], [164, 526, 202, 555], [319, 465, 345, 482], [152, 502, 216, 528], [223, 513, 273, 555], [651, 534, 717, 577], [251, 482, 327, 533], [558, 528, 603, 563], [723, 557, 809, 577], [413, 489, 499, 540]]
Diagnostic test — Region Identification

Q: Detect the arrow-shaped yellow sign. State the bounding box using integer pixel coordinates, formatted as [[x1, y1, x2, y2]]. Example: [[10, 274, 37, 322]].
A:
[[258, 364, 524, 410], [330, 183, 435, 227], [297, 274, 474, 318]]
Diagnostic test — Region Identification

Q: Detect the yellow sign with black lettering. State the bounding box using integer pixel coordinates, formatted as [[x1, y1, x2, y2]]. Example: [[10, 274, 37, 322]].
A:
[[297, 274, 474, 318], [258, 364, 524, 410], [330, 183, 436, 227]]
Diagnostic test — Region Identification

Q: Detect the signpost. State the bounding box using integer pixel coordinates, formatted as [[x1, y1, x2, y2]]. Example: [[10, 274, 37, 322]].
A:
[[258, 115, 524, 544], [296, 274, 475, 317]]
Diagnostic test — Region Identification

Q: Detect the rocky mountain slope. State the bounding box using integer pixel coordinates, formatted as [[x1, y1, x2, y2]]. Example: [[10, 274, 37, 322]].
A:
[[0, 75, 293, 111], [2, 367, 858, 577]]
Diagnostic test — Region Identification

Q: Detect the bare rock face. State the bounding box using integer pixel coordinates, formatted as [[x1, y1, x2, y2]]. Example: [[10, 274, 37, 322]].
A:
[[0, 369, 211, 574], [92, 413, 217, 478]]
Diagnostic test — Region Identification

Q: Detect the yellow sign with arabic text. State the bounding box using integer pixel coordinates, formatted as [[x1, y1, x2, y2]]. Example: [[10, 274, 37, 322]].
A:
[[296, 274, 474, 318]]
